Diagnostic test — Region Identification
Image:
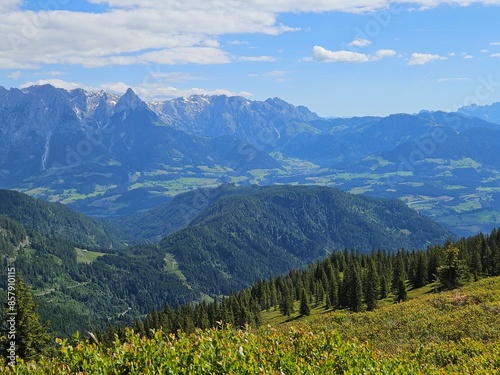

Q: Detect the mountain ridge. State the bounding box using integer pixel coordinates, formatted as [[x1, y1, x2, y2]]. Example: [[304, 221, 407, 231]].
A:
[[1, 84, 500, 235]]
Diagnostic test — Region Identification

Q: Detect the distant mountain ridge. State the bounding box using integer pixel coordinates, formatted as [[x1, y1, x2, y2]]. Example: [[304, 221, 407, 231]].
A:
[[149, 94, 321, 150], [1, 84, 500, 235], [458, 102, 500, 125]]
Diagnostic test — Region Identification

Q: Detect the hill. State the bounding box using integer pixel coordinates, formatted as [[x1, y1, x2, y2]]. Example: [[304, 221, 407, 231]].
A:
[[157, 184, 453, 295], [0, 184, 453, 337], [112, 184, 236, 243], [0, 189, 127, 248], [0, 216, 197, 337], [7, 269, 500, 373]]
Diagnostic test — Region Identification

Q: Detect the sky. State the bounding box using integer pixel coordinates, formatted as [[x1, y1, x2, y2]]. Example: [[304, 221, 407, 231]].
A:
[[1, 0, 500, 117]]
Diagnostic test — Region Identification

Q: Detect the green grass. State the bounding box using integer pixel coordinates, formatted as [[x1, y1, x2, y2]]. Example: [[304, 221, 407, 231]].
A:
[[163, 253, 187, 282], [450, 157, 482, 169], [261, 281, 439, 326], [75, 248, 106, 264], [8, 277, 500, 374]]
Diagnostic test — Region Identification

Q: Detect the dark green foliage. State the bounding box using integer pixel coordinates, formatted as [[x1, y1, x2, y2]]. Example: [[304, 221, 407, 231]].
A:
[[1, 220, 199, 338], [0, 276, 51, 361], [99, 228, 500, 346], [158, 184, 452, 295], [299, 289, 310, 316], [112, 184, 236, 243], [0, 190, 128, 248], [410, 251, 428, 288], [346, 261, 364, 312], [436, 244, 470, 290], [394, 278, 408, 303], [391, 251, 407, 291], [0, 215, 27, 260], [364, 258, 380, 311]]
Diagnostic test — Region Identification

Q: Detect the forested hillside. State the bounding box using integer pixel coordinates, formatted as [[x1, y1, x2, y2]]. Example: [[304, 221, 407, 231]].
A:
[[157, 184, 452, 294], [3, 228, 500, 374], [0, 230, 198, 337], [0, 190, 128, 248], [102, 227, 500, 343], [116, 183, 453, 246], [0, 185, 453, 339]]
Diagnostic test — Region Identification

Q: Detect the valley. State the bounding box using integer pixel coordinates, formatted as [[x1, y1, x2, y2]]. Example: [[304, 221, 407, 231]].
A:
[[1, 84, 500, 371], [1, 85, 499, 236]]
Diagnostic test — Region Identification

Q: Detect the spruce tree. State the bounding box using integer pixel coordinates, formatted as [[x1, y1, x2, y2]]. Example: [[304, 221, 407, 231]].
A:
[[412, 252, 428, 288], [328, 275, 339, 310], [364, 258, 380, 311], [394, 277, 408, 303], [436, 244, 470, 290], [346, 262, 364, 312], [299, 289, 310, 316], [0, 276, 51, 361], [392, 252, 406, 291]]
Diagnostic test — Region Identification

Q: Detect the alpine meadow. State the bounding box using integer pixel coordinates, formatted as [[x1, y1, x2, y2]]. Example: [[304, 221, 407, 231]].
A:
[[2, 1, 500, 373]]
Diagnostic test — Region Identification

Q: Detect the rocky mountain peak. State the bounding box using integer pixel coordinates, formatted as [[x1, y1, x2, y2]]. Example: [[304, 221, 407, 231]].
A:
[[114, 88, 147, 113]]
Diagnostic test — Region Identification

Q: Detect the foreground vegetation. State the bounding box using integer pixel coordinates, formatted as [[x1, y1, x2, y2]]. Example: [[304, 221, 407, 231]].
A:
[[2, 276, 500, 374]]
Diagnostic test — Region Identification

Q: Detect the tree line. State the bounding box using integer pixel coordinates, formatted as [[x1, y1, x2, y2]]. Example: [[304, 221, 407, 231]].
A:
[[98, 227, 500, 345], [2, 227, 499, 359]]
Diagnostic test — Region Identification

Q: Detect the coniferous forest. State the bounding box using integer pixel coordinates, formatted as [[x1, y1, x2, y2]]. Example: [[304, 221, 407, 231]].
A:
[[1, 227, 500, 373], [1, 184, 500, 373], [99, 227, 500, 343]]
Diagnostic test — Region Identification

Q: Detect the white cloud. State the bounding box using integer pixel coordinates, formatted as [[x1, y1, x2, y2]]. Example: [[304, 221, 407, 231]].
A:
[[0, 0, 22, 13], [88, 1, 393, 14], [239, 56, 277, 62], [491, 53, 500, 58], [1, 1, 500, 70], [264, 70, 288, 76], [227, 40, 250, 46], [21, 79, 88, 91], [396, 0, 500, 11], [437, 77, 470, 82], [20, 78, 253, 101], [7, 71, 21, 80], [480, 49, 490, 53], [312, 46, 370, 62], [145, 72, 205, 83], [408, 53, 447, 65], [489, 41, 500, 46], [312, 46, 396, 63], [35, 70, 65, 77], [462, 54, 473, 59], [372, 49, 397, 60], [349, 38, 372, 47]]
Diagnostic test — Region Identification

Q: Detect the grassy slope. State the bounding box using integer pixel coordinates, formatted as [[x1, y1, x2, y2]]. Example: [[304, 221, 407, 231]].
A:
[[5, 277, 500, 374], [268, 277, 500, 365]]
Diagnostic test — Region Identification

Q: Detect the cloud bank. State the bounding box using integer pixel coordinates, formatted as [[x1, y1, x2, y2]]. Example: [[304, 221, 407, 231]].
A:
[[408, 53, 447, 65], [1, 0, 499, 70], [312, 46, 396, 63]]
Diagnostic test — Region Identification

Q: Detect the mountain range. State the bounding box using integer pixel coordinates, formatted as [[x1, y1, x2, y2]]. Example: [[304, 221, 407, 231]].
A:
[[1, 84, 500, 235]]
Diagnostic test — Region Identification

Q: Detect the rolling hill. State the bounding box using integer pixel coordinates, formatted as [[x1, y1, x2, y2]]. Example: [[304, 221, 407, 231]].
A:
[[1, 184, 453, 337], [0, 189, 128, 248], [156, 184, 453, 294]]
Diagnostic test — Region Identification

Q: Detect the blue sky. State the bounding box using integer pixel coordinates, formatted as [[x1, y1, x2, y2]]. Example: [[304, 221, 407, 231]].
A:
[[1, 1, 500, 117]]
